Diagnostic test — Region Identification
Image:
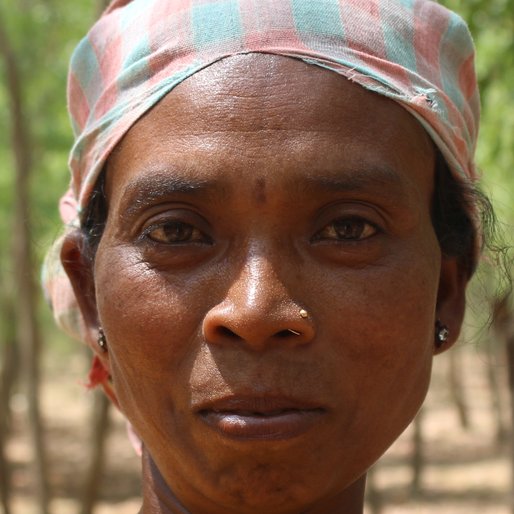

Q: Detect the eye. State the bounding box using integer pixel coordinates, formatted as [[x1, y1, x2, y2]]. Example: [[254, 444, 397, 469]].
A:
[[144, 221, 209, 245], [315, 217, 378, 241]]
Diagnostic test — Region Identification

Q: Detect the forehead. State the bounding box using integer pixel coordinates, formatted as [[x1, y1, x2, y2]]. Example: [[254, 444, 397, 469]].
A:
[[106, 54, 434, 199]]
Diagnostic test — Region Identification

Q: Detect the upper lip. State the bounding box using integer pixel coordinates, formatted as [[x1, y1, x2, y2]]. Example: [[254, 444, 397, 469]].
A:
[[194, 395, 326, 415]]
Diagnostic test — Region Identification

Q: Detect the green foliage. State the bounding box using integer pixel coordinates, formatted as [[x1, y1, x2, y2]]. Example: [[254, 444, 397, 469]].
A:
[[1, 0, 99, 249], [0, 1, 100, 348], [442, 0, 514, 228]]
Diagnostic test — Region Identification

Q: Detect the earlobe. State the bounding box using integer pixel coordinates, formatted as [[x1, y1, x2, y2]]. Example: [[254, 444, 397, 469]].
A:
[[434, 255, 469, 354], [61, 231, 117, 405]]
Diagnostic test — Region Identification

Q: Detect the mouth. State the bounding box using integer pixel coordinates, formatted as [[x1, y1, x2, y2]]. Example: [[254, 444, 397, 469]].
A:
[[196, 396, 326, 441]]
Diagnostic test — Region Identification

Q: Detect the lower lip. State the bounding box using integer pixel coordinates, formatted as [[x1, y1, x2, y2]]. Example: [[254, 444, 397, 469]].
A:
[[199, 409, 325, 440]]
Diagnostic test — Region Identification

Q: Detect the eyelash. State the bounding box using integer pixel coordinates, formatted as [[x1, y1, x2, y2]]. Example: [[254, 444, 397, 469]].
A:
[[141, 216, 378, 247], [313, 217, 380, 242], [142, 220, 212, 245]]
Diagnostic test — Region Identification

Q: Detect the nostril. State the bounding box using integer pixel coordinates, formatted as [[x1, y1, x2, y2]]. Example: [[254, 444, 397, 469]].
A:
[[203, 309, 314, 347], [276, 329, 297, 338], [216, 326, 241, 340]]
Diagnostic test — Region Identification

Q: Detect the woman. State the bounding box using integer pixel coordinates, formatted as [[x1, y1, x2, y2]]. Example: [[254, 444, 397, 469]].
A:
[[45, 0, 488, 512]]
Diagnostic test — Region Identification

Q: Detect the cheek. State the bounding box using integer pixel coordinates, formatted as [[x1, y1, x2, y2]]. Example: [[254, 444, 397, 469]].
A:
[[93, 245, 207, 403], [320, 230, 440, 353], [317, 241, 440, 446]]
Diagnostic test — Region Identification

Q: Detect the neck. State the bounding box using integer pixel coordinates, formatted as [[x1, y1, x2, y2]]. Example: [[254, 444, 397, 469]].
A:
[[141, 447, 190, 514], [140, 446, 366, 514]]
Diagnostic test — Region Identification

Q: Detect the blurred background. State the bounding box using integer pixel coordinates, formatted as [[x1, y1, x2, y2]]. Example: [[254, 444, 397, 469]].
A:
[[0, 0, 513, 513]]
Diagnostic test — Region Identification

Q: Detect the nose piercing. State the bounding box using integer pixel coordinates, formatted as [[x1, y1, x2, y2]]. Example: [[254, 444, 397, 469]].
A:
[[286, 309, 309, 335]]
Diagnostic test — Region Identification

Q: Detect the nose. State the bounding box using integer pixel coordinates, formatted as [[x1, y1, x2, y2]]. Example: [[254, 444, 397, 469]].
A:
[[202, 253, 315, 350]]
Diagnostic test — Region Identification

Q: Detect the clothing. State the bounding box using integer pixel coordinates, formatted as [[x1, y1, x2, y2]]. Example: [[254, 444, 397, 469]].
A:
[[44, 0, 480, 349]]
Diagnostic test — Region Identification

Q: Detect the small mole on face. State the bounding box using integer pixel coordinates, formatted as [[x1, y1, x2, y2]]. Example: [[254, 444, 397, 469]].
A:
[[253, 177, 267, 205]]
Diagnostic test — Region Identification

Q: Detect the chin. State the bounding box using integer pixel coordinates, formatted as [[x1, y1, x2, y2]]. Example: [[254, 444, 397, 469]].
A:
[[214, 467, 320, 513]]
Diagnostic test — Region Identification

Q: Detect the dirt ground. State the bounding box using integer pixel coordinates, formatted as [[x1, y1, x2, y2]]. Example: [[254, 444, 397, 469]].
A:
[[5, 342, 513, 514]]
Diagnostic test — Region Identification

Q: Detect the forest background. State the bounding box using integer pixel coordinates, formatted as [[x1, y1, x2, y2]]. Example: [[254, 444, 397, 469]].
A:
[[0, 0, 513, 513]]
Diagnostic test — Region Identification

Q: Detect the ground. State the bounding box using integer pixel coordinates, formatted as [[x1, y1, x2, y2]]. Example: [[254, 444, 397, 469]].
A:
[[6, 341, 512, 514]]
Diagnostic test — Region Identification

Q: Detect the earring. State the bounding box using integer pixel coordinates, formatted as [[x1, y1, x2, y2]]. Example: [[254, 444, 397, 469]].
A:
[[435, 320, 450, 347], [97, 327, 107, 352]]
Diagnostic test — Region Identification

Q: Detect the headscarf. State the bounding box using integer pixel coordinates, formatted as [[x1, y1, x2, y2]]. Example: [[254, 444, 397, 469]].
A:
[[44, 0, 480, 356]]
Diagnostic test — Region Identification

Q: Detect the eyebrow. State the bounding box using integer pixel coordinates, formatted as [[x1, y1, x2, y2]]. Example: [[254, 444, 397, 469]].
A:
[[297, 165, 407, 196], [117, 163, 409, 219], [118, 171, 228, 218]]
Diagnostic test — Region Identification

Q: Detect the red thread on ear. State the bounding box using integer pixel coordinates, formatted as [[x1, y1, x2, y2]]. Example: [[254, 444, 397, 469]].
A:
[[87, 355, 110, 388], [86, 356, 120, 408]]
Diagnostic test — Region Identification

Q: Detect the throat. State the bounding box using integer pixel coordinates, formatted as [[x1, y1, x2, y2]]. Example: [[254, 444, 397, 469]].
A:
[[141, 447, 191, 514]]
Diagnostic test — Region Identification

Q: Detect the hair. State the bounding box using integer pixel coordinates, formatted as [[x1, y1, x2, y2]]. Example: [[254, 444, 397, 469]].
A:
[[80, 171, 107, 255], [79, 151, 499, 283], [431, 151, 489, 278]]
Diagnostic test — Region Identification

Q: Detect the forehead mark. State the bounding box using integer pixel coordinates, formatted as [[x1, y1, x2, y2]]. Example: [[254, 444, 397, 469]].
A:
[[253, 177, 267, 205]]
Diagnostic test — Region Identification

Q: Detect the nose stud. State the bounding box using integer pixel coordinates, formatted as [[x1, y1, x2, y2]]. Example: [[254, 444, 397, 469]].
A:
[[286, 309, 309, 336]]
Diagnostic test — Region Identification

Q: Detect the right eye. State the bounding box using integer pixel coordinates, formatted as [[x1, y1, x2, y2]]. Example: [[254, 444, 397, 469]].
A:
[[144, 220, 209, 245], [313, 216, 379, 242]]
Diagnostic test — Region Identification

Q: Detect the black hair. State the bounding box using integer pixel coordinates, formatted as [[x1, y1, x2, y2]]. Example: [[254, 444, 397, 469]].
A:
[[81, 171, 107, 254], [431, 151, 486, 278]]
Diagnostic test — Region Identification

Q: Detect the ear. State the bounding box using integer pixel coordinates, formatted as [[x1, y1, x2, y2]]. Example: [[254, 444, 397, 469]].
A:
[[60, 230, 110, 372], [434, 255, 468, 354]]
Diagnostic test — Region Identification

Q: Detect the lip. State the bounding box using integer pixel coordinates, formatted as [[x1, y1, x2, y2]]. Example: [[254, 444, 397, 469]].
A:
[[196, 396, 326, 441]]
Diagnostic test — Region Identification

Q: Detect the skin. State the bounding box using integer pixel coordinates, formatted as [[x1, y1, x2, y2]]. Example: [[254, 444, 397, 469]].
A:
[[62, 54, 468, 513]]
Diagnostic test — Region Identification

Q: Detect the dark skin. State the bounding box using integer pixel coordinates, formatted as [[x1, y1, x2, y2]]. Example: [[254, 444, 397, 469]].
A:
[[62, 54, 468, 513]]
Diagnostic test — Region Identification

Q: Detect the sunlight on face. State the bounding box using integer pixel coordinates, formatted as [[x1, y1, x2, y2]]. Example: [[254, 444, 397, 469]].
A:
[[94, 54, 444, 513]]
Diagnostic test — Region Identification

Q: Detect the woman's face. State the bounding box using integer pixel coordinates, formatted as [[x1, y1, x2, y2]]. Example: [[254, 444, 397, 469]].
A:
[[75, 55, 466, 513]]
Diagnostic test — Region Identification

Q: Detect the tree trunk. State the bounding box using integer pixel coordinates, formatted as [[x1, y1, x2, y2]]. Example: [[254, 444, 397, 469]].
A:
[[491, 291, 514, 513], [80, 392, 111, 514], [485, 340, 508, 444], [505, 334, 514, 514], [448, 349, 470, 429], [0, 347, 13, 514], [411, 409, 424, 496], [0, 288, 17, 514], [365, 466, 382, 514], [0, 307, 18, 514], [0, 430, 11, 514], [0, 384, 13, 514], [0, 16, 50, 514]]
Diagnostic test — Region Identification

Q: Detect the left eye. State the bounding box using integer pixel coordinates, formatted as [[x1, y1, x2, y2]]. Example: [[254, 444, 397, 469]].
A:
[[144, 221, 208, 244], [315, 218, 378, 241]]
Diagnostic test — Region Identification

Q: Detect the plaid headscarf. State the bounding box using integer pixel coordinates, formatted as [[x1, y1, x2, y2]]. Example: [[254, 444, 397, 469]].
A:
[[44, 0, 480, 348]]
